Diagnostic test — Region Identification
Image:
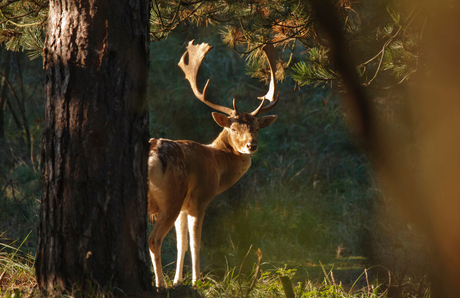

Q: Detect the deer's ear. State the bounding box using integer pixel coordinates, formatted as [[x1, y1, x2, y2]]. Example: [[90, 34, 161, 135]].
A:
[[212, 112, 231, 128], [258, 115, 277, 129]]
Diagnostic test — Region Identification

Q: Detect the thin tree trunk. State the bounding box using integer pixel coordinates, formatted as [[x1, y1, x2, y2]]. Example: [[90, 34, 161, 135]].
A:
[[0, 50, 11, 142], [36, 0, 151, 295], [12, 53, 32, 159]]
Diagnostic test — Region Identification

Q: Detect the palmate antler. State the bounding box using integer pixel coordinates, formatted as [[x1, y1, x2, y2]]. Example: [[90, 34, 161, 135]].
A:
[[178, 41, 235, 115], [178, 40, 280, 116], [252, 44, 280, 116]]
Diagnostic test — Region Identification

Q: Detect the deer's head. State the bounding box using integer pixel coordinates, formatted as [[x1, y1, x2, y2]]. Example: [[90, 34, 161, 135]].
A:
[[178, 41, 279, 154], [211, 110, 277, 154]]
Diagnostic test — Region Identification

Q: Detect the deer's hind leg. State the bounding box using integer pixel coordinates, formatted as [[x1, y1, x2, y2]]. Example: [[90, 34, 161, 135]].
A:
[[187, 213, 204, 285], [173, 211, 188, 285], [187, 196, 214, 285], [148, 186, 186, 288]]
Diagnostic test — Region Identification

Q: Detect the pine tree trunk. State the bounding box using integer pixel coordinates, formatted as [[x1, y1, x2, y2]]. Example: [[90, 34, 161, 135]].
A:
[[36, 0, 151, 294]]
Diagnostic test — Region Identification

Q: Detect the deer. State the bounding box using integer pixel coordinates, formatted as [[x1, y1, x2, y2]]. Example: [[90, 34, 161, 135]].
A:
[[147, 40, 279, 288]]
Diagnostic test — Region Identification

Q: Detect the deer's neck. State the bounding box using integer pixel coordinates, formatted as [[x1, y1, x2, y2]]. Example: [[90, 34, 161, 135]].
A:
[[211, 129, 237, 154], [210, 129, 252, 193]]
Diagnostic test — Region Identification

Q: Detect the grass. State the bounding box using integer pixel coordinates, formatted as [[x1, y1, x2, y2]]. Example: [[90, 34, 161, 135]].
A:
[[0, 27, 430, 296], [0, 232, 36, 295], [0, 239, 428, 297]]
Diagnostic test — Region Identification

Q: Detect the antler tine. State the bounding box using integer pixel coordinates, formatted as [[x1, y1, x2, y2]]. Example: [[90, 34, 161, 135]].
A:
[[251, 44, 280, 116], [178, 40, 235, 116], [232, 98, 238, 114]]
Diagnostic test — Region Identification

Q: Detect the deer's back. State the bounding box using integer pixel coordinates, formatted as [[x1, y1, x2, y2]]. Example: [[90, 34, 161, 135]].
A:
[[148, 138, 220, 215]]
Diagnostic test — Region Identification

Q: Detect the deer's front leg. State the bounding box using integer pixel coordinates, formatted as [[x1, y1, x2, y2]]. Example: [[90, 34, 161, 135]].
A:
[[187, 211, 205, 284], [173, 211, 188, 286]]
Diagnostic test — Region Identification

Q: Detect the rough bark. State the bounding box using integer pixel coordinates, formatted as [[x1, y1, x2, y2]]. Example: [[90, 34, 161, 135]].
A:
[[36, 0, 151, 294]]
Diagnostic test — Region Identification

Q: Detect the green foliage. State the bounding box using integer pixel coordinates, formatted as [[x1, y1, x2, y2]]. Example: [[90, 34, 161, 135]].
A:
[[351, 2, 420, 88], [0, 0, 48, 58], [152, 0, 427, 97], [291, 48, 337, 87], [0, 0, 423, 94]]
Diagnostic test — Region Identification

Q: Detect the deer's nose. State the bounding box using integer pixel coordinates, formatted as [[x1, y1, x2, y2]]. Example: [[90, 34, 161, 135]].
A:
[[246, 143, 257, 151]]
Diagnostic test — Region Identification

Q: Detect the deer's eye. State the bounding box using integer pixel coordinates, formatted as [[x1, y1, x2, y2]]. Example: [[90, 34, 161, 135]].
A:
[[230, 127, 237, 133]]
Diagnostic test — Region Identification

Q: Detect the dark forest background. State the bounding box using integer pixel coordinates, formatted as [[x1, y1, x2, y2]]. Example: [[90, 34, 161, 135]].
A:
[[0, 0, 433, 296]]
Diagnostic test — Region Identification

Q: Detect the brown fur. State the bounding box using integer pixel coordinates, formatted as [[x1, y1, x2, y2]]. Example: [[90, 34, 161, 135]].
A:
[[147, 112, 277, 287]]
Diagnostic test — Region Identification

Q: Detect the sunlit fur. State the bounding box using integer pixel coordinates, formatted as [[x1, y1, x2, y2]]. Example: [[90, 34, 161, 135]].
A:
[[148, 112, 277, 288]]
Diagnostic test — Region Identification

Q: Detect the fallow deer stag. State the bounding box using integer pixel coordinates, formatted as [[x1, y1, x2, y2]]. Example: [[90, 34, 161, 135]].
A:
[[148, 40, 279, 288]]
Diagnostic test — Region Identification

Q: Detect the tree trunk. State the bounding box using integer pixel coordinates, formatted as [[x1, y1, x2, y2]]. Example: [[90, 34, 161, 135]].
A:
[[36, 0, 151, 295], [12, 53, 32, 160], [0, 50, 11, 142]]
